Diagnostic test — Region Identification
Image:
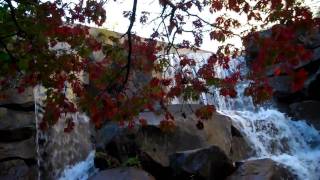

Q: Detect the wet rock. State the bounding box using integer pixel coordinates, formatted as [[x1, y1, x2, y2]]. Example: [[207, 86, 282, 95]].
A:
[[0, 159, 37, 180], [246, 27, 320, 109], [94, 151, 120, 170], [0, 87, 34, 105], [230, 136, 252, 161], [230, 125, 253, 161], [96, 104, 252, 168], [0, 137, 36, 160], [40, 115, 93, 179], [0, 102, 34, 112], [0, 127, 35, 142], [290, 100, 320, 130], [89, 167, 155, 180], [169, 145, 235, 180], [137, 104, 234, 166], [227, 158, 295, 180], [94, 122, 121, 150], [0, 108, 35, 130]]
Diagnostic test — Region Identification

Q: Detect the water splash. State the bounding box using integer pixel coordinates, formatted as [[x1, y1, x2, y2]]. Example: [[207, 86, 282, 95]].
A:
[[33, 85, 94, 179], [210, 57, 320, 180], [59, 151, 97, 180]]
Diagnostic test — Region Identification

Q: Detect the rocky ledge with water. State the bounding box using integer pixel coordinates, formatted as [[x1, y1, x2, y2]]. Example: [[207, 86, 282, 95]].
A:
[[1, 30, 320, 180], [246, 27, 320, 131], [91, 104, 253, 180]]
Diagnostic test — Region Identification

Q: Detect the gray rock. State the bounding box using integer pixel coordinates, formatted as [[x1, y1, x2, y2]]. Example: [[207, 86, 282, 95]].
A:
[[0, 87, 34, 105], [0, 127, 35, 142], [0, 137, 36, 159], [227, 159, 295, 180], [269, 76, 292, 94], [290, 100, 320, 130], [0, 108, 35, 130], [0, 159, 36, 180], [89, 167, 155, 180], [94, 122, 120, 150], [137, 104, 234, 166], [96, 104, 252, 167], [170, 145, 235, 180]]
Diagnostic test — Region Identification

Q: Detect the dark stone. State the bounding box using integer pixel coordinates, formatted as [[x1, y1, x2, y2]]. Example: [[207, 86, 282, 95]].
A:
[[0, 87, 34, 105], [290, 100, 320, 130], [94, 122, 121, 150], [0, 137, 36, 160], [0, 102, 34, 112], [231, 125, 242, 137], [227, 159, 296, 180], [0, 127, 35, 142], [169, 145, 236, 180], [89, 167, 155, 180], [0, 159, 37, 180]]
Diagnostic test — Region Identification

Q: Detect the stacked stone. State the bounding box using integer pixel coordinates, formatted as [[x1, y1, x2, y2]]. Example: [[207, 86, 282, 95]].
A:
[[0, 87, 37, 180]]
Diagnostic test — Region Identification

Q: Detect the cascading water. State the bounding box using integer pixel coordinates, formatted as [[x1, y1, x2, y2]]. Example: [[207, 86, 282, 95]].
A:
[[34, 85, 96, 180], [205, 56, 320, 180], [37, 52, 320, 180]]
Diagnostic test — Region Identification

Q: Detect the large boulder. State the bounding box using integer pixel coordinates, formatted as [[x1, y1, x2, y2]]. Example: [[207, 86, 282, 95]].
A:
[[289, 100, 320, 130], [0, 159, 37, 180], [169, 145, 235, 180], [137, 105, 252, 165], [89, 167, 155, 180], [0, 108, 35, 130], [0, 137, 36, 160], [245, 27, 320, 110], [227, 159, 296, 180], [0, 87, 34, 105], [0, 127, 35, 142], [96, 104, 252, 168]]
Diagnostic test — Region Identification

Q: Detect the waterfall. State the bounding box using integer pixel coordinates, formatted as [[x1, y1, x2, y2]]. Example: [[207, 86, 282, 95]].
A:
[[207, 57, 320, 180], [34, 53, 320, 179], [33, 85, 95, 180]]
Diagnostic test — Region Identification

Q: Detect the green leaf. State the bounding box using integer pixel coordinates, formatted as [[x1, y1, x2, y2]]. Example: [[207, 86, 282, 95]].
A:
[[0, 52, 10, 62], [18, 57, 29, 70]]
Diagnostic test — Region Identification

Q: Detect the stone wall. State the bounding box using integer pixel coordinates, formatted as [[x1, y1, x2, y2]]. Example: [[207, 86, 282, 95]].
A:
[[0, 87, 37, 180]]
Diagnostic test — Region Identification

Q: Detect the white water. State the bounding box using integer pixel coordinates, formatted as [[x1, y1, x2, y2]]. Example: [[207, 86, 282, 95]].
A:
[[207, 57, 320, 180], [38, 53, 320, 180], [34, 85, 95, 180], [59, 151, 97, 180]]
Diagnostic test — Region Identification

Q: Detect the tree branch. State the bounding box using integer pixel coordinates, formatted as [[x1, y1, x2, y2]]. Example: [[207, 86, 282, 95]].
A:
[[122, 0, 138, 88]]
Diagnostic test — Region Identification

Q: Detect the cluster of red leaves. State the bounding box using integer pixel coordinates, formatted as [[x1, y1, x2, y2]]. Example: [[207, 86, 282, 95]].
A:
[[159, 112, 176, 133], [1, 0, 319, 133]]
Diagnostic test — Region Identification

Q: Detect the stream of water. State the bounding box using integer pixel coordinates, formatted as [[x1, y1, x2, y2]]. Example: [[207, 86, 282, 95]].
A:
[[35, 54, 320, 179]]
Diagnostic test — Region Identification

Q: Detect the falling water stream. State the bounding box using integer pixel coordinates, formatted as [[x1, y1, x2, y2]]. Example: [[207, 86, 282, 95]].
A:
[[208, 55, 320, 180], [34, 85, 96, 180], [34, 53, 320, 179]]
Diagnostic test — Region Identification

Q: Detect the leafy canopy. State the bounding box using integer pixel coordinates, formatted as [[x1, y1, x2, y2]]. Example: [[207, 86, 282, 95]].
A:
[[0, 0, 318, 131]]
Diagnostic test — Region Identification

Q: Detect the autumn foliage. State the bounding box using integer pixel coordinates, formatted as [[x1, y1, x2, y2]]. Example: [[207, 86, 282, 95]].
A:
[[0, 0, 319, 131]]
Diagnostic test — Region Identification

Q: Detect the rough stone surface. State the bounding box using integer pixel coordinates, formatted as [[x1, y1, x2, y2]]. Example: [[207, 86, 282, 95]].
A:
[[227, 159, 296, 180], [0, 108, 35, 130], [246, 28, 320, 108], [89, 167, 155, 180], [0, 127, 35, 142], [0, 87, 34, 105], [290, 100, 320, 130], [0, 137, 36, 160], [0, 159, 36, 180], [96, 104, 252, 168], [170, 145, 235, 180]]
